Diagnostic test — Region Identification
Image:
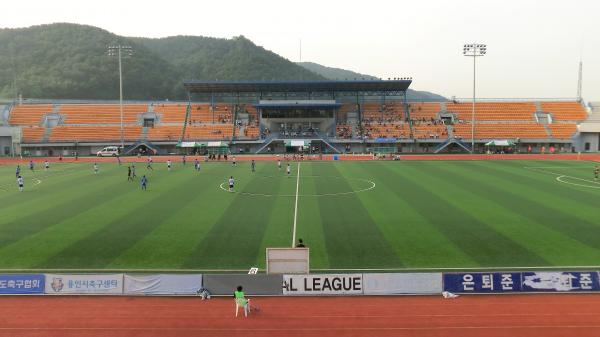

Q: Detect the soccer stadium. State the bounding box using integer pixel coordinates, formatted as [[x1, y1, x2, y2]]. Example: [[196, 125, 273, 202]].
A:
[[1, 2, 600, 336]]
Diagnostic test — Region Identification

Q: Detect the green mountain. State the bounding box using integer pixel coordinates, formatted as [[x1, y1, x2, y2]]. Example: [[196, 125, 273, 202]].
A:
[[297, 61, 446, 101], [0, 23, 324, 100], [0, 23, 444, 101]]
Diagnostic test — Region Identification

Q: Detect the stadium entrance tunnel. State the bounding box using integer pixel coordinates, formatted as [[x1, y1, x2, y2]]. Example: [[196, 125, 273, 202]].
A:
[[219, 175, 376, 197]]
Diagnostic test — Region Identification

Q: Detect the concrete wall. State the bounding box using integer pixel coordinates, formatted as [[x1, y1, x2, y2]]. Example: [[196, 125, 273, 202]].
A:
[[575, 132, 600, 152]]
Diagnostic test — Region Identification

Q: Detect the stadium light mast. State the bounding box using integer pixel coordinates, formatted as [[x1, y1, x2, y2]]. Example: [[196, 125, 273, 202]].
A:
[[463, 43, 486, 153], [108, 45, 133, 150]]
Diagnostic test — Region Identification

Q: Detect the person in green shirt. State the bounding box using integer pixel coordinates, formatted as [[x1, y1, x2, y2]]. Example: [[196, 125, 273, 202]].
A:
[[234, 285, 250, 317]]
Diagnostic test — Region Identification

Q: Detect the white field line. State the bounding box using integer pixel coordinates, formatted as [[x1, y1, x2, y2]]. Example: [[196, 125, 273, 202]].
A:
[[292, 162, 301, 247], [524, 166, 600, 189]]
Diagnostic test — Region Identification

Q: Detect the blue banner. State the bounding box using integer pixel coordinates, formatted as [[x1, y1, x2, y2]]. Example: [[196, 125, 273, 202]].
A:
[[0, 274, 45, 294], [375, 138, 397, 143], [444, 271, 600, 293], [443, 272, 522, 293], [521, 271, 600, 292]]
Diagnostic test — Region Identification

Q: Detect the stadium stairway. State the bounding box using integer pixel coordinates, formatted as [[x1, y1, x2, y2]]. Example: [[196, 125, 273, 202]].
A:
[[41, 127, 52, 142], [141, 126, 149, 141], [433, 137, 471, 153]]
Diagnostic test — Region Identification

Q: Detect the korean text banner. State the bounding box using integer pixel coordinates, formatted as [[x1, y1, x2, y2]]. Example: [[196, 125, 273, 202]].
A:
[[521, 271, 600, 292], [443, 272, 522, 293], [44, 274, 123, 294], [283, 274, 363, 295], [0, 274, 44, 294], [444, 271, 600, 293]]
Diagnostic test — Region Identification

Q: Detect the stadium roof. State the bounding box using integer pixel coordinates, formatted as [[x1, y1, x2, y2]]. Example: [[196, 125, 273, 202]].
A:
[[183, 80, 412, 94]]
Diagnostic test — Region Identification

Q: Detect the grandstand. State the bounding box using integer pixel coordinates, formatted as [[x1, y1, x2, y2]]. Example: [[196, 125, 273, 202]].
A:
[[0, 80, 594, 156]]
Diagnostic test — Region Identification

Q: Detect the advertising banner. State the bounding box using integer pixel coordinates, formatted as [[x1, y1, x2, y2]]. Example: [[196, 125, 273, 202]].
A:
[[0, 274, 44, 294], [444, 271, 600, 293], [44, 274, 123, 294], [443, 272, 522, 293], [283, 274, 363, 295], [521, 271, 600, 292], [363, 273, 442, 295], [124, 274, 203, 295]]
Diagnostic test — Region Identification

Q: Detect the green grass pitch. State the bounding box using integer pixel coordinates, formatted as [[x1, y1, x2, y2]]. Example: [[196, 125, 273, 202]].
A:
[[0, 159, 599, 271]]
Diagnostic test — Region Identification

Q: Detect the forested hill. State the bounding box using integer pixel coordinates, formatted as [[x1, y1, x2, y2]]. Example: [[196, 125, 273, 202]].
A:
[[0, 23, 323, 100], [0, 23, 445, 101]]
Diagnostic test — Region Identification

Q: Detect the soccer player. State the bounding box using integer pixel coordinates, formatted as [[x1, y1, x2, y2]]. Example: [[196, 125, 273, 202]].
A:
[[141, 175, 148, 190], [286, 163, 291, 177], [232, 156, 236, 167], [296, 238, 306, 248], [131, 164, 137, 178], [182, 155, 187, 166], [44, 160, 49, 171], [595, 165, 599, 181], [93, 163, 99, 174], [167, 159, 172, 171], [15, 165, 20, 178], [147, 157, 154, 170], [117, 155, 122, 166], [29, 160, 34, 171], [17, 175, 24, 192], [127, 166, 133, 182], [228, 176, 235, 192], [251, 160, 256, 172], [277, 156, 281, 170], [194, 159, 200, 171]]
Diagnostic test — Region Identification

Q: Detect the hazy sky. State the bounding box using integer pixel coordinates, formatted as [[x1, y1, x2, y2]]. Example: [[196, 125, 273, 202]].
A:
[[3, 0, 599, 101]]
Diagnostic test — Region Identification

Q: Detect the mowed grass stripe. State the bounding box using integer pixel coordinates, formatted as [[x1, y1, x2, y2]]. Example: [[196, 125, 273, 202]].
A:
[[434, 161, 600, 265], [37, 167, 206, 269], [344, 162, 477, 268], [386, 163, 548, 267], [255, 163, 299, 268], [497, 160, 600, 205], [106, 163, 238, 269], [0, 165, 119, 220], [0, 171, 159, 268], [454, 162, 600, 251], [0, 167, 132, 249], [295, 162, 331, 269], [312, 162, 401, 268], [181, 165, 287, 269]]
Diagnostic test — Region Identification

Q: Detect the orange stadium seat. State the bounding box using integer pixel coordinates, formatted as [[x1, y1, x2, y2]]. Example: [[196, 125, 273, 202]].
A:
[[409, 103, 441, 119], [412, 124, 448, 139], [21, 126, 46, 142], [446, 102, 537, 121], [147, 124, 234, 141], [59, 104, 147, 124], [453, 123, 547, 139], [9, 104, 53, 125], [49, 126, 142, 142], [541, 102, 587, 121], [548, 124, 577, 139]]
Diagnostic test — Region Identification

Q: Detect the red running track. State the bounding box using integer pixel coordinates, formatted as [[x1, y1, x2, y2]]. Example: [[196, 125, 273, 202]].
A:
[[1, 295, 600, 337]]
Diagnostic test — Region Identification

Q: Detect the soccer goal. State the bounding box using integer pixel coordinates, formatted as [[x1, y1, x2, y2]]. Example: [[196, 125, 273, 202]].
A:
[[266, 248, 309, 274]]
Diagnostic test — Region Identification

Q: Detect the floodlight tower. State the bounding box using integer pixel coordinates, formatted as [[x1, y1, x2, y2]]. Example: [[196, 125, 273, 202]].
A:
[[463, 43, 486, 153], [108, 45, 133, 149]]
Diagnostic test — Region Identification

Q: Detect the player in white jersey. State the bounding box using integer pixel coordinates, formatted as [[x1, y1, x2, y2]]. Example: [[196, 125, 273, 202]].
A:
[[286, 163, 291, 177], [44, 160, 49, 171], [228, 176, 235, 191], [277, 156, 281, 170], [93, 163, 99, 174], [167, 160, 172, 171], [17, 176, 24, 192]]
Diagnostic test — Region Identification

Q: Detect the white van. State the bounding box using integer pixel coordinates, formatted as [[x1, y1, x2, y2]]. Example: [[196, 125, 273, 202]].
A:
[[96, 146, 120, 157]]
